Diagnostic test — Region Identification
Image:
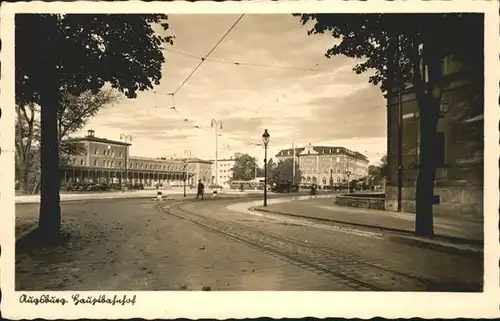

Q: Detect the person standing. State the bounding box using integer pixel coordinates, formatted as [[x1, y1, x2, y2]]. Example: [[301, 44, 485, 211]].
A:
[[196, 179, 205, 200]]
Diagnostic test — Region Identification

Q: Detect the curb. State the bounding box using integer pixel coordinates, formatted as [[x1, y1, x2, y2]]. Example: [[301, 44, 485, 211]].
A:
[[252, 208, 483, 255], [14, 192, 260, 205], [15, 191, 334, 205]]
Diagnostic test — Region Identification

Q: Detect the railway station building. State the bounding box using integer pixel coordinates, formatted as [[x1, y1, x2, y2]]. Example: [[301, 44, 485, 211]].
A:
[[61, 129, 213, 187]]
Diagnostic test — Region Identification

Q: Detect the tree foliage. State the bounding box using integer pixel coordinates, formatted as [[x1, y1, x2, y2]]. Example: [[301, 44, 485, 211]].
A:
[[16, 14, 173, 102], [297, 14, 482, 92], [296, 13, 483, 236], [269, 158, 302, 185], [231, 153, 259, 181], [16, 14, 174, 239], [15, 89, 118, 194], [367, 154, 388, 185]]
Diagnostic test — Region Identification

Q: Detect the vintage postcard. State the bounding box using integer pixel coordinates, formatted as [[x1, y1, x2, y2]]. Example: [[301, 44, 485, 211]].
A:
[[0, 0, 499, 319]]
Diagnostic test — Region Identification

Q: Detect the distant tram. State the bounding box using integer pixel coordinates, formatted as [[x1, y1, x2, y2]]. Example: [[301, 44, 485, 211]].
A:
[[229, 180, 264, 190]]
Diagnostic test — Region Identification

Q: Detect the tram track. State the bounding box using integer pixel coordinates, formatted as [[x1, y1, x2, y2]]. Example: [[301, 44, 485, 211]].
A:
[[157, 200, 434, 291]]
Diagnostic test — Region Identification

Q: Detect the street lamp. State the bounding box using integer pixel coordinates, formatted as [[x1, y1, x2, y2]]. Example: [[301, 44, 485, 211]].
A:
[[107, 145, 111, 184], [262, 129, 270, 207], [120, 134, 132, 190], [211, 119, 223, 187]]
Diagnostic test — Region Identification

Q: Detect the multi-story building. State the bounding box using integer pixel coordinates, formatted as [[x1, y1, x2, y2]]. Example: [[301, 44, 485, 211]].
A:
[[385, 55, 483, 217], [210, 157, 235, 188], [187, 158, 213, 186], [275, 143, 369, 187], [62, 129, 212, 187]]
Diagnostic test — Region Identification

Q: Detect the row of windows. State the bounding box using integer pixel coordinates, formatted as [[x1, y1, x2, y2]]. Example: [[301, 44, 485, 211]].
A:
[[71, 158, 187, 171], [128, 162, 183, 171], [93, 159, 122, 168], [94, 148, 123, 158]]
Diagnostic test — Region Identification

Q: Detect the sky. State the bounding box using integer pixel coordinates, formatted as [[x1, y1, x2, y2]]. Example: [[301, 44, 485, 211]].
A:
[[74, 14, 387, 165]]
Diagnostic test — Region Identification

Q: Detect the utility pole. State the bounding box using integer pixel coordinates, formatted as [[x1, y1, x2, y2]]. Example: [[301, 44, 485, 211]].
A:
[[211, 119, 223, 187], [120, 134, 132, 192]]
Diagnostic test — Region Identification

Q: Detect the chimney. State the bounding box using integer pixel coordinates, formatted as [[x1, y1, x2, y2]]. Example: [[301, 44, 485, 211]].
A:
[[87, 129, 95, 137]]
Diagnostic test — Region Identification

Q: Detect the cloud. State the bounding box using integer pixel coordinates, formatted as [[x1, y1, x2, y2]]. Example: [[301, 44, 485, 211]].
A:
[[76, 14, 387, 165]]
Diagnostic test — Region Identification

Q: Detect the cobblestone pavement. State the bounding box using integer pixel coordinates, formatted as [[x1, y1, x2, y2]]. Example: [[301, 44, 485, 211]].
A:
[[253, 198, 483, 243], [172, 199, 483, 291], [15, 198, 350, 291]]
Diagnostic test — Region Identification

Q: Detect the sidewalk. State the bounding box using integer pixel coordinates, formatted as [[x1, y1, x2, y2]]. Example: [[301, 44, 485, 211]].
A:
[[15, 188, 269, 204], [252, 198, 483, 244]]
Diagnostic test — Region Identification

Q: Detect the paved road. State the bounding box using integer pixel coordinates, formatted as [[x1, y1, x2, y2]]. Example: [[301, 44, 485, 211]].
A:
[[15, 196, 482, 291], [16, 196, 340, 291], [253, 198, 484, 243]]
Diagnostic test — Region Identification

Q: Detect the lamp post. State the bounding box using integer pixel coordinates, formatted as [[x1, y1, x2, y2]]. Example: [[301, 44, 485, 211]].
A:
[[107, 145, 111, 184], [262, 129, 270, 207], [120, 134, 132, 190], [183, 149, 191, 197], [211, 119, 223, 187], [345, 170, 351, 194]]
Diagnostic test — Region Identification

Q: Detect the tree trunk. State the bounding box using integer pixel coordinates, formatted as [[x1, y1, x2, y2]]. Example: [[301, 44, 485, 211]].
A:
[[414, 95, 440, 237], [38, 91, 62, 240], [17, 163, 30, 194], [412, 34, 445, 238]]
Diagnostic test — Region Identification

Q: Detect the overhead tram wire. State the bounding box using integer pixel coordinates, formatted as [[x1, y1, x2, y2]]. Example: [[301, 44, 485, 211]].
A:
[[167, 13, 245, 98], [164, 47, 321, 72], [160, 14, 247, 141]]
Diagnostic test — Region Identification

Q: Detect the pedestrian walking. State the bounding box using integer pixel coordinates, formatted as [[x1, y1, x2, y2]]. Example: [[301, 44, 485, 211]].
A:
[[196, 179, 205, 200]]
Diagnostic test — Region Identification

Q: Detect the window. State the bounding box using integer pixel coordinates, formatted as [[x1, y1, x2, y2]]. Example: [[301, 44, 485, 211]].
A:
[[80, 159, 84, 166], [118, 162, 122, 167], [103, 149, 106, 155], [119, 152, 123, 157], [94, 159, 98, 166], [94, 148, 98, 155], [111, 161, 114, 167], [103, 160, 106, 167]]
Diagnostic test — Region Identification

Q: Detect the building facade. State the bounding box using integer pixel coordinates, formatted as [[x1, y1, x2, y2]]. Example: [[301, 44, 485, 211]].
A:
[[210, 158, 235, 188], [276, 143, 369, 188], [62, 130, 212, 187], [187, 158, 213, 186], [385, 57, 483, 217]]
